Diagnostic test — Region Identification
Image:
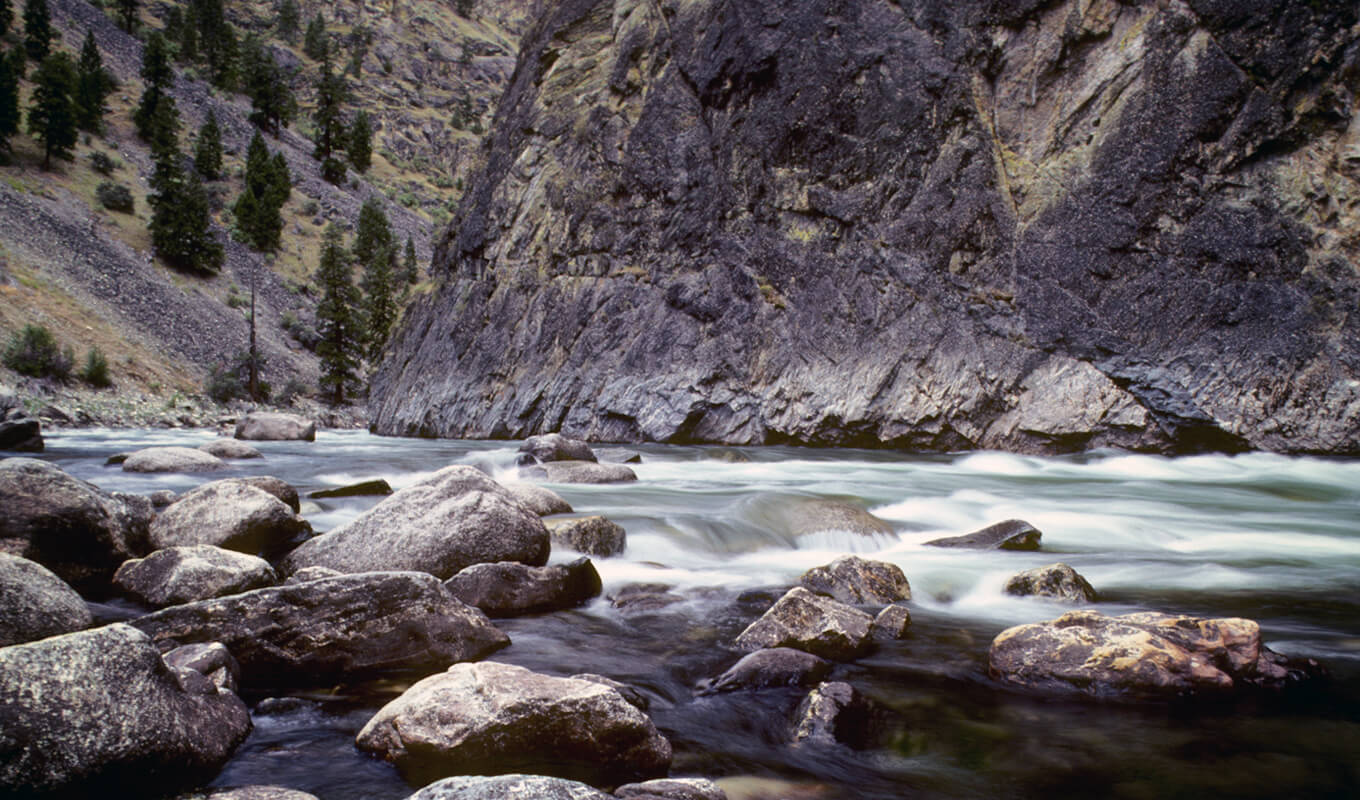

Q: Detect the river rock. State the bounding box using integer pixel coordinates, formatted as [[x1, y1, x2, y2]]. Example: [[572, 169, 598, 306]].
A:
[[150, 480, 312, 557], [614, 778, 728, 800], [123, 447, 227, 473], [609, 583, 685, 614], [285, 566, 344, 584], [546, 515, 627, 557], [308, 478, 393, 499], [231, 476, 301, 512], [792, 681, 878, 748], [148, 489, 180, 508], [988, 610, 1313, 697], [522, 460, 639, 484], [114, 545, 278, 607], [405, 775, 613, 800], [597, 448, 643, 464], [735, 587, 875, 661], [0, 552, 93, 646], [281, 466, 549, 579], [234, 412, 316, 441], [130, 571, 509, 686], [0, 415, 42, 452], [799, 556, 910, 606], [571, 673, 650, 711], [163, 642, 241, 693], [356, 661, 671, 785], [199, 439, 264, 460], [786, 500, 895, 538], [502, 481, 574, 515], [700, 647, 833, 694], [0, 623, 250, 797], [869, 605, 912, 641], [181, 788, 321, 800], [1004, 562, 1098, 603], [0, 457, 153, 590], [925, 519, 1042, 550], [519, 433, 598, 463], [445, 557, 601, 617]]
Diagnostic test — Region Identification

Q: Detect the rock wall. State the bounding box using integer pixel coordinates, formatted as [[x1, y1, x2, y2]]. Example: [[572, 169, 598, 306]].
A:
[[371, 0, 1360, 454]]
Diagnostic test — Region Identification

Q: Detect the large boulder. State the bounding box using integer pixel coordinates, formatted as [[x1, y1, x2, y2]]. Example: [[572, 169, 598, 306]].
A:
[[0, 457, 153, 591], [114, 545, 278, 607], [281, 466, 549, 579], [233, 412, 316, 441], [519, 433, 598, 463], [735, 587, 874, 661], [799, 556, 910, 606], [0, 623, 250, 797], [122, 447, 227, 473], [925, 519, 1042, 550], [784, 500, 895, 538], [0, 552, 92, 646], [180, 788, 320, 800], [699, 647, 833, 694], [502, 482, 573, 515], [522, 461, 638, 484], [130, 571, 509, 686], [356, 661, 671, 786], [546, 515, 627, 557], [405, 775, 613, 800], [231, 476, 301, 513], [198, 439, 263, 460], [150, 480, 311, 557], [1003, 563, 1097, 603], [0, 399, 42, 452], [988, 610, 1316, 697], [445, 557, 601, 617]]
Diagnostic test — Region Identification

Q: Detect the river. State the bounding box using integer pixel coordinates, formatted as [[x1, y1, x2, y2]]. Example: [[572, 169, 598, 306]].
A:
[[37, 428, 1360, 799]]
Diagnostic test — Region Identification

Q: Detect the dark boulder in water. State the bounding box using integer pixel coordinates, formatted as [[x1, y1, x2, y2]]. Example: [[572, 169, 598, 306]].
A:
[[925, 519, 1042, 550]]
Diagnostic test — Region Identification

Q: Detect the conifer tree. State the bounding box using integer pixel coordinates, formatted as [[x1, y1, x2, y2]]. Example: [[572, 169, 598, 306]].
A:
[[22, 0, 51, 63], [115, 0, 137, 33], [276, 0, 300, 44], [74, 31, 112, 134], [311, 55, 348, 183], [302, 13, 327, 61], [1, 0, 12, 37], [315, 223, 360, 405], [193, 109, 222, 179], [347, 109, 371, 173], [402, 236, 419, 284], [134, 31, 174, 142], [0, 48, 19, 162], [232, 129, 291, 251], [27, 52, 77, 169], [148, 144, 223, 273], [352, 197, 393, 270], [360, 242, 396, 360], [241, 34, 293, 134]]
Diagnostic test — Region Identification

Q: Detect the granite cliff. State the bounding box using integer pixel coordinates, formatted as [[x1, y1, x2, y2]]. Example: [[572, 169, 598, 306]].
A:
[[371, 0, 1360, 454]]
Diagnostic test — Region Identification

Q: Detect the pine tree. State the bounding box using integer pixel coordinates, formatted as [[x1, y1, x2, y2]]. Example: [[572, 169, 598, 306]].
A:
[[22, 0, 51, 63], [360, 242, 396, 361], [276, 0, 300, 44], [311, 55, 348, 183], [0, 0, 12, 37], [134, 31, 175, 142], [209, 22, 238, 90], [115, 0, 137, 33], [302, 13, 327, 61], [0, 48, 20, 162], [27, 52, 77, 170], [232, 129, 290, 251], [74, 31, 112, 134], [148, 145, 223, 273], [352, 197, 393, 270], [402, 236, 419, 284], [347, 109, 371, 173], [241, 34, 293, 134], [315, 223, 360, 405], [193, 109, 222, 179]]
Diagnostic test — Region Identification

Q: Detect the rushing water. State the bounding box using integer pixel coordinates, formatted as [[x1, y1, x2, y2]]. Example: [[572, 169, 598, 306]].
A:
[[37, 429, 1360, 799]]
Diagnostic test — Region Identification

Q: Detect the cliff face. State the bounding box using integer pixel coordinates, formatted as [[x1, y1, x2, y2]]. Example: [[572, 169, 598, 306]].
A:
[[371, 0, 1360, 454]]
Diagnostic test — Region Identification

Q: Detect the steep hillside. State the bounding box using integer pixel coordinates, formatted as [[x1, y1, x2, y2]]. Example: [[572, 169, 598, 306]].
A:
[[372, 0, 1360, 455]]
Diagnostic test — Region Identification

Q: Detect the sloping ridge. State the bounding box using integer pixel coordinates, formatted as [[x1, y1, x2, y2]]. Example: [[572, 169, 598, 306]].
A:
[[372, 0, 1360, 455]]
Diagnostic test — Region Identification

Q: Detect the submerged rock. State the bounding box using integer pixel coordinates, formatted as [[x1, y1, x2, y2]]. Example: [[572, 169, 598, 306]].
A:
[[308, 479, 393, 499], [404, 775, 613, 800], [609, 583, 686, 614], [988, 610, 1318, 698], [150, 480, 311, 557], [281, 465, 549, 579], [735, 587, 874, 661], [546, 515, 627, 557], [0, 552, 93, 646], [502, 481, 574, 515], [1004, 562, 1098, 603], [519, 433, 598, 463], [356, 661, 671, 786], [0, 623, 250, 798], [925, 520, 1042, 550], [522, 460, 638, 484], [198, 439, 263, 460], [130, 571, 508, 686], [122, 447, 227, 473], [799, 556, 910, 606], [234, 412, 316, 441], [792, 681, 879, 748], [444, 557, 602, 617], [700, 648, 833, 694], [114, 545, 278, 607], [785, 500, 895, 539]]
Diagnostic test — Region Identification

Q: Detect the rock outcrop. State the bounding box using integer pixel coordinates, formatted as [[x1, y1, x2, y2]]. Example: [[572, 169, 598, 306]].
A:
[[0, 552, 93, 646], [370, 0, 1360, 457]]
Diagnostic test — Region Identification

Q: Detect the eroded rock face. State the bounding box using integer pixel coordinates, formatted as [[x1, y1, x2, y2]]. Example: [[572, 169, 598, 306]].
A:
[[0, 552, 93, 646], [405, 775, 613, 800], [129, 571, 509, 686], [0, 457, 153, 591], [799, 556, 910, 606], [370, 0, 1360, 457], [151, 481, 312, 557], [444, 557, 602, 617], [547, 515, 627, 557], [233, 412, 316, 441], [735, 587, 874, 661], [0, 623, 250, 798], [114, 545, 278, 607], [925, 520, 1042, 550], [356, 661, 672, 786], [281, 466, 549, 579], [988, 610, 1314, 697], [122, 447, 227, 473], [1004, 562, 1098, 603]]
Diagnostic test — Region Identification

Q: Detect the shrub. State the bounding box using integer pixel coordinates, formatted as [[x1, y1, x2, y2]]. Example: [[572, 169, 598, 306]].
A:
[[3, 324, 73, 380], [302, 199, 319, 216], [95, 181, 134, 213], [204, 361, 244, 402], [79, 346, 111, 387], [275, 377, 310, 405], [89, 150, 117, 175]]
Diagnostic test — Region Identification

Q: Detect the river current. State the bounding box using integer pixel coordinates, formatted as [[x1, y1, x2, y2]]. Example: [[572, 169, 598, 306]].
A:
[[37, 429, 1360, 799]]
